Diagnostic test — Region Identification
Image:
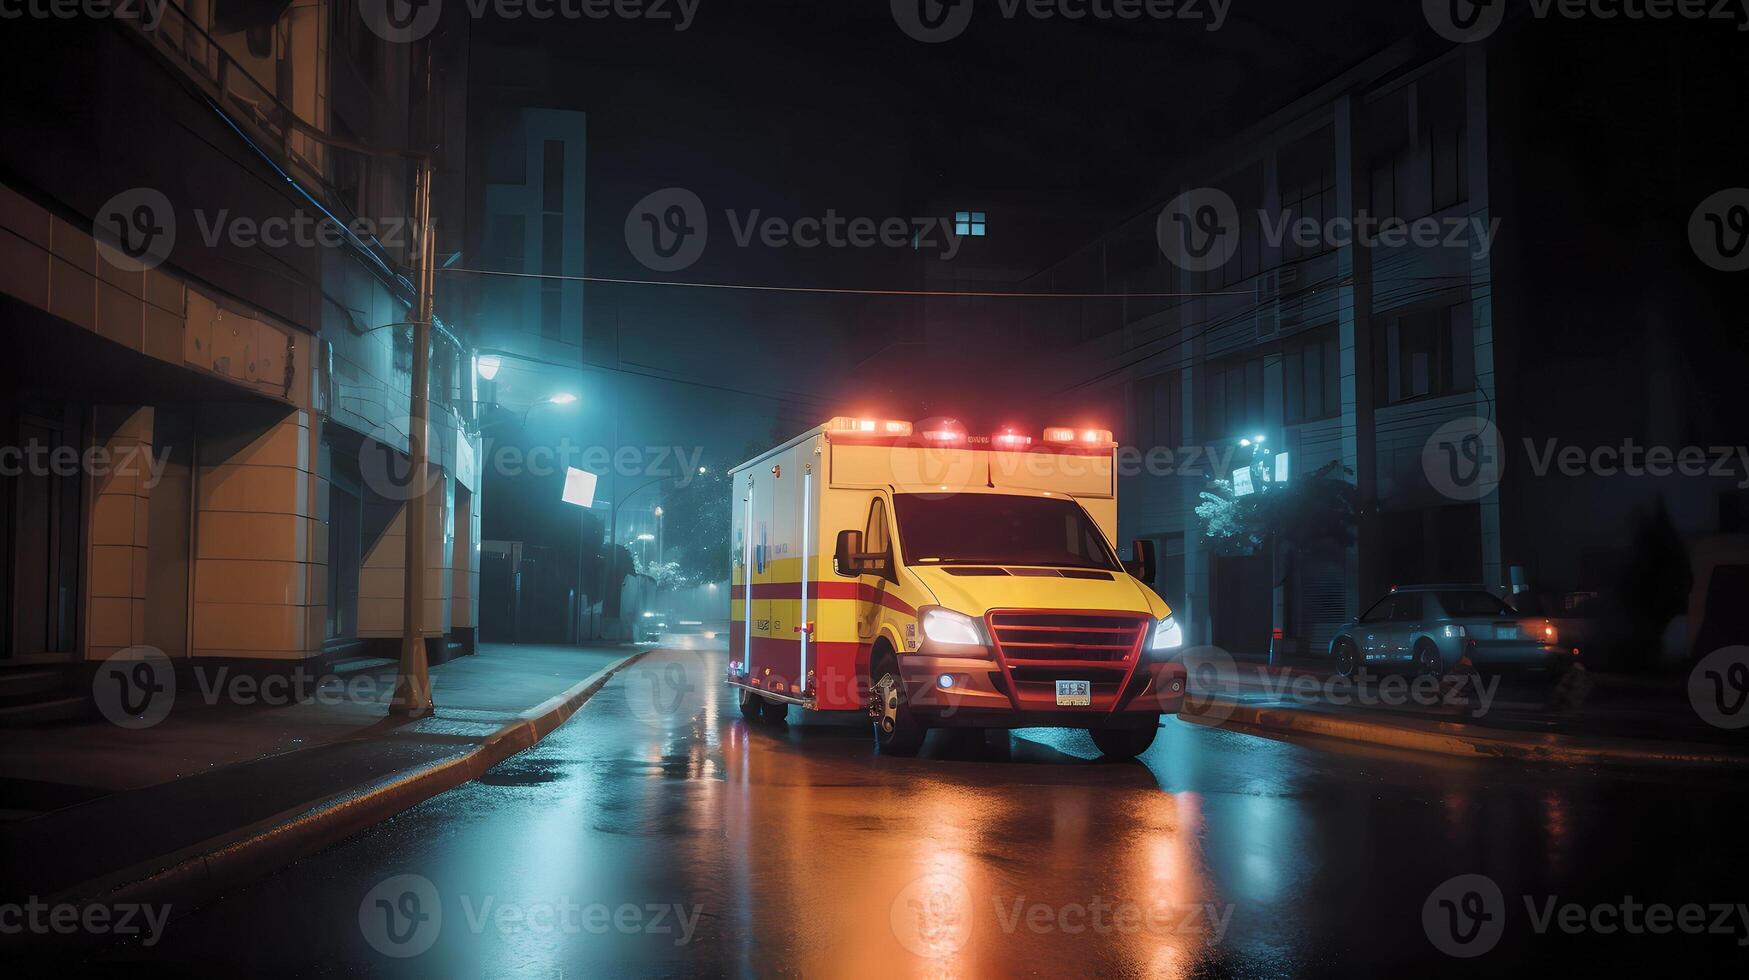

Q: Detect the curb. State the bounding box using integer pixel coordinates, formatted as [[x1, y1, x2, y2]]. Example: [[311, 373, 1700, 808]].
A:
[[40, 649, 650, 919], [1180, 699, 1749, 767]]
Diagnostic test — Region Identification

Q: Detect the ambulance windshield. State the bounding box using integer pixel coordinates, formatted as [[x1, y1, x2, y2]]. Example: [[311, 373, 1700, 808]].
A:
[[892, 494, 1119, 570]]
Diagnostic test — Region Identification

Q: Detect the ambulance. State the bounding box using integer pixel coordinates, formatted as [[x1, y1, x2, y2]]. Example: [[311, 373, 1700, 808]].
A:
[[726, 416, 1187, 757]]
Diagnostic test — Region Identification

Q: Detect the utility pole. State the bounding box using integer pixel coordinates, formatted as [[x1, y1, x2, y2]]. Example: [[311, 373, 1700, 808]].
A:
[[391, 156, 437, 717], [283, 54, 440, 716]]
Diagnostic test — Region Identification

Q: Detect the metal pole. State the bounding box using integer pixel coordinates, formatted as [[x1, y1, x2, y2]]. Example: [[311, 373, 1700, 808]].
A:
[[391, 156, 436, 717]]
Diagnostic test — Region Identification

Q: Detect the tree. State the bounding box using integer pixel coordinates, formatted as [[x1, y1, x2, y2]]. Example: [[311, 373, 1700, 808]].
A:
[[1195, 460, 1360, 560], [656, 465, 731, 589]]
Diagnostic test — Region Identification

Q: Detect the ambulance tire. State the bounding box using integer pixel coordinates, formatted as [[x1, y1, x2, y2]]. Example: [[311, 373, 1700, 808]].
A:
[[737, 686, 764, 720], [760, 698, 789, 725], [871, 648, 926, 756], [1091, 722, 1159, 759]]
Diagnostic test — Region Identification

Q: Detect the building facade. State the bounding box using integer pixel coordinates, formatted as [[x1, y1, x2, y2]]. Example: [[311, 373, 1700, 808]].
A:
[[0, 3, 482, 705], [1013, 19, 1745, 659]]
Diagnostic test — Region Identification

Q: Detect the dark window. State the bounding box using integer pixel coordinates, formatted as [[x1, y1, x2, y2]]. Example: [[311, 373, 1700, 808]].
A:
[[1424, 64, 1470, 212], [1280, 128, 1336, 262], [1284, 326, 1341, 424], [862, 498, 894, 576], [1203, 356, 1266, 439], [1435, 591, 1513, 617], [541, 213, 563, 276], [1390, 593, 1427, 622], [892, 494, 1119, 570], [489, 214, 525, 272], [1378, 302, 1473, 404], [1135, 371, 1181, 450], [1156, 533, 1186, 609], [542, 140, 566, 212], [541, 284, 562, 341]]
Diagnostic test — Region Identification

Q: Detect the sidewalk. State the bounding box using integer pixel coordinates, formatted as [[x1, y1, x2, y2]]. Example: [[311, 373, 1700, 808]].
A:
[[0, 643, 644, 915], [1182, 653, 1749, 767]]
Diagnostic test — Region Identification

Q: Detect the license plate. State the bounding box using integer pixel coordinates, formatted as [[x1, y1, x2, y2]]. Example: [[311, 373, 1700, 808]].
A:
[[1495, 625, 1519, 640], [1055, 680, 1091, 706]]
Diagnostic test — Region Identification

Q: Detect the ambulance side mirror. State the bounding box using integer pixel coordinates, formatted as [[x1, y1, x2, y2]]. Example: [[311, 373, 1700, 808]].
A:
[[1124, 538, 1157, 584], [834, 530, 866, 577]]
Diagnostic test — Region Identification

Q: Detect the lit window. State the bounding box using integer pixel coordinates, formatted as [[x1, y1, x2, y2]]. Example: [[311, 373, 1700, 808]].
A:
[[953, 210, 986, 237]]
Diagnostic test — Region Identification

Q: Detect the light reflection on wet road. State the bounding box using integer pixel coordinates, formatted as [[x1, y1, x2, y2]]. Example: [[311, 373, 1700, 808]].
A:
[[87, 641, 1749, 976]]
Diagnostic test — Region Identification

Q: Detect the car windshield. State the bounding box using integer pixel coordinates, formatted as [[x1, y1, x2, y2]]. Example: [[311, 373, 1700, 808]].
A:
[[1435, 591, 1515, 617], [892, 494, 1118, 570]]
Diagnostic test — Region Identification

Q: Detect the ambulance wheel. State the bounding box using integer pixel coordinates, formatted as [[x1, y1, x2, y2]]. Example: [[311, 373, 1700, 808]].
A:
[[871, 649, 926, 756], [1091, 722, 1159, 759], [761, 698, 789, 725], [737, 686, 764, 720]]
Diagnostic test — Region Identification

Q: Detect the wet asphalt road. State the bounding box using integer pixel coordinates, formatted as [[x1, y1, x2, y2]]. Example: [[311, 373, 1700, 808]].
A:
[[65, 639, 1749, 977]]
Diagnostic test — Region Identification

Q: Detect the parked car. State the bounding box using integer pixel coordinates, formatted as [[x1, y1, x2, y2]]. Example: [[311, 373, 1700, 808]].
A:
[[1329, 585, 1578, 679]]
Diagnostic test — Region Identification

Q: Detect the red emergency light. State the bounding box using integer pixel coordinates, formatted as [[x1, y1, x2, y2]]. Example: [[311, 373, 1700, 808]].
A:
[[827, 416, 914, 438], [1043, 426, 1115, 448], [920, 419, 968, 445], [990, 428, 1033, 449]]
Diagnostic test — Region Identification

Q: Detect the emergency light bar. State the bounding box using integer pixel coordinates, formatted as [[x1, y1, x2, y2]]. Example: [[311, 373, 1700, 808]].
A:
[[990, 428, 1033, 449], [826, 416, 914, 437], [1043, 426, 1115, 448], [919, 419, 967, 444]]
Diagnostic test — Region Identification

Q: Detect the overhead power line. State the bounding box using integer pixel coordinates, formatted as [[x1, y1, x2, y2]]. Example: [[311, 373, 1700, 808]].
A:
[[439, 266, 1255, 300]]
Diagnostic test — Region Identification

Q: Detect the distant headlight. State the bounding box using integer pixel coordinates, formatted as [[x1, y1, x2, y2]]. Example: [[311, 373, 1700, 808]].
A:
[[921, 607, 987, 646], [1151, 615, 1184, 652]]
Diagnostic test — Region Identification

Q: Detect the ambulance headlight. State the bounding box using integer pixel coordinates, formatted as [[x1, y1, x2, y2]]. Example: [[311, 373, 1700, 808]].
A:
[[921, 607, 988, 646], [1150, 615, 1185, 653]]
